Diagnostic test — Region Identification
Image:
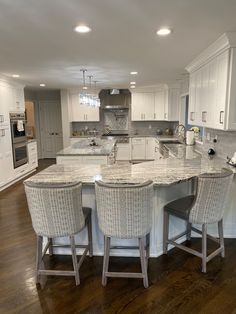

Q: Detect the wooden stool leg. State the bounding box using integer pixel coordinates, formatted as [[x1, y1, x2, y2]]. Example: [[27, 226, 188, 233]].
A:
[[139, 237, 149, 288], [163, 211, 169, 254], [48, 238, 53, 256], [36, 235, 43, 284], [102, 236, 110, 287], [70, 235, 80, 286], [187, 222, 192, 241], [218, 219, 225, 258], [202, 224, 207, 273], [146, 233, 150, 260], [87, 213, 93, 257]]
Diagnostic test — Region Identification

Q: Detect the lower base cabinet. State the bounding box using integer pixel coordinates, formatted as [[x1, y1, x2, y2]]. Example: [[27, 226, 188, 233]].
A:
[[116, 143, 131, 161]]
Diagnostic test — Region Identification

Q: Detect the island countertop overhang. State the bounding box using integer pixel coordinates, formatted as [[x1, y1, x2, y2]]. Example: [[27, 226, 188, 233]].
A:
[[25, 156, 235, 187]]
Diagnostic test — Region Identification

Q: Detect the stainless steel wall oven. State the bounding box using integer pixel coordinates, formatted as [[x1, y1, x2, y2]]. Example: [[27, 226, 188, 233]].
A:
[[10, 113, 28, 168]]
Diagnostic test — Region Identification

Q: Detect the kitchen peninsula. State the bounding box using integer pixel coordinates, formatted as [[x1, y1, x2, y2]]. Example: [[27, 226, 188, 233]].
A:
[[25, 148, 236, 258], [56, 138, 116, 165]]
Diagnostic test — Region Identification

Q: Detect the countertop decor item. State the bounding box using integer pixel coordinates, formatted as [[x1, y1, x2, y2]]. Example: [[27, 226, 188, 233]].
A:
[[156, 129, 163, 135], [227, 153, 236, 167], [186, 130, 195, 146]]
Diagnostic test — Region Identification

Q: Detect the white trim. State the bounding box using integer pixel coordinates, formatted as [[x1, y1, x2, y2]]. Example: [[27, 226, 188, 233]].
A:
[[186, 32, 236, 73], [0, 169, 36, 192]]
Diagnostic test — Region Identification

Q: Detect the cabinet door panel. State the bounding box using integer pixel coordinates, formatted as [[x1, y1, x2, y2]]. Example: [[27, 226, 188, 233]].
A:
[[215, 50, 229, 129], [188, 72, 196, 124], [131, 93, 155, 121], [154, 90, 165, 120]]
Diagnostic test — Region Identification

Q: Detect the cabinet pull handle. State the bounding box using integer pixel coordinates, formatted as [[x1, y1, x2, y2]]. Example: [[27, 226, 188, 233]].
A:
[[190, 112, 195, 121], [0, 129, 5, 137], [154, 113, 156, 120], [202, 111, 207, 122], [164, 113, 167, 119], [219, 111, 224, 124], [0, 115, 4, 123]]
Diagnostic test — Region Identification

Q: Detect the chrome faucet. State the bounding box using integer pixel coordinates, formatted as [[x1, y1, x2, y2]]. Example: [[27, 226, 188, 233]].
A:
[[175, 124, 186, 143]]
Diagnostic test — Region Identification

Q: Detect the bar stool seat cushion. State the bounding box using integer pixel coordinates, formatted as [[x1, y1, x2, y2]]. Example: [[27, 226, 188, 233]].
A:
[[164, 195, 195, 220], [82, 207, 91, 220]]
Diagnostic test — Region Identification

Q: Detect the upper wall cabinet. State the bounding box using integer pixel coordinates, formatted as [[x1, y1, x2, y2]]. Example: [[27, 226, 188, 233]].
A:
[[131, 86, 179, 122], [186, 33, 236, 130], [0, 80, 25, 117], [70, 93, 100, 122]]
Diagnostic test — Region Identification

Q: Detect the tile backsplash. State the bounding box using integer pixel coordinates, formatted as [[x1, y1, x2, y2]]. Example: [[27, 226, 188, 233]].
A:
[[72, 109, 176, 136], [201, 128, 236, 160]]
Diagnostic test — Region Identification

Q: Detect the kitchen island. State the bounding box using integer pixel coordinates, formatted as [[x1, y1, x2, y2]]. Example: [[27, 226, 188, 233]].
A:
[[56, 138, 116, 165], [25, 147, 236, 257]]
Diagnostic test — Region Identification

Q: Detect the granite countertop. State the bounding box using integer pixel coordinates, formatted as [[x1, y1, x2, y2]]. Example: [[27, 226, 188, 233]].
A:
[[165, 143, 201, 159], [56, 139, 116, 156], [27, 139, 37, 143], [26, 152, 235, 187]]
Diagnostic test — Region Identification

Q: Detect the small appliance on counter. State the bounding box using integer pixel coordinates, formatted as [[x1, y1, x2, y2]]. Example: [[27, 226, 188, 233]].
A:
[[227, 152, 236, 167], [186, 130, 195, 146], [156, 128, 163, 135], [164, 128, 173, 136]]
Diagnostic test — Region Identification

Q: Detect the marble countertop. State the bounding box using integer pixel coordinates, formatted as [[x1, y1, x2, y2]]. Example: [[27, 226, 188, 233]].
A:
[[57, 139, 116, 156], [165, 143, 201, 159], [26, 152, 235, 187]]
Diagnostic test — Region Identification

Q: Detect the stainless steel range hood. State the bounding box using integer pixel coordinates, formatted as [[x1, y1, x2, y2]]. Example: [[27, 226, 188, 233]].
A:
[[99, 89, 130, 110]]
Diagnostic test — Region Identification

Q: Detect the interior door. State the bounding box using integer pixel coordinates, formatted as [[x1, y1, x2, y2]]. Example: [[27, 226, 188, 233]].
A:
[[39, 101, 63, 158]]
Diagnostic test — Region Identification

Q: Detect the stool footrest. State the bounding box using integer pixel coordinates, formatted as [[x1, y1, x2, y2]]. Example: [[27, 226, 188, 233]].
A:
[[105, 271, 144, 279], [39, 270, 76, 276]]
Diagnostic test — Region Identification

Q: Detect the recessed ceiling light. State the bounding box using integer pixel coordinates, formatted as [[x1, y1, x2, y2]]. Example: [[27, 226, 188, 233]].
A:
[[74, 25, 91, 33], [156, 28, 172, 36], [130, 71, 138, 75], [12, 74, 20, 78], [83, 86, 88, 90], [130, 81, 136, 85], [40, 83, 46, 87], [130, 85, 135, 89]]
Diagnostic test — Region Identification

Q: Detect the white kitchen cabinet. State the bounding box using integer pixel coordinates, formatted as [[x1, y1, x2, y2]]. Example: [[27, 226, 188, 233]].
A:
[[164, 88, 180, 121], [131, 87, 180, 122], [116, 143, 131, 161], [186, 33, 236, 130], [154, 90, 165, 120], [70, 93, 100, 122], [131, 93, 155, 121], [28, 141, 38, 170], [131, 137, 146, 160], [0, 127, 14, 187]]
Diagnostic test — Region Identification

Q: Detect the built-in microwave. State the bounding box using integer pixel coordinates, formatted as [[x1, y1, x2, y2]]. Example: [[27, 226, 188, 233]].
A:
[[10, 112, 26, 144]]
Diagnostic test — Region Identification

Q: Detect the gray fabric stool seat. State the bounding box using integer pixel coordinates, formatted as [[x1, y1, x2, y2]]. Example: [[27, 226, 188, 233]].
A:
[[24, 181, 93, 288], [95, 180, 154, 288], [164, 195, 195, 220], [163, 168, 233, 272]]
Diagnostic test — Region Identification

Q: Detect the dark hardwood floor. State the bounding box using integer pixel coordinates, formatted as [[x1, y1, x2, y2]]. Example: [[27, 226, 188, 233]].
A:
[[1, 159, 236, 313]]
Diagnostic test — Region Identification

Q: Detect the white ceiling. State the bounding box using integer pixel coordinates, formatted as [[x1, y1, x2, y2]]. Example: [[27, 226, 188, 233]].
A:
[[1, 0, 236, 89]]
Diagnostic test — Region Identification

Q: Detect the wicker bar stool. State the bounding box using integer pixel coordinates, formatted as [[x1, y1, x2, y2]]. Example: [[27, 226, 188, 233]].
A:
[[95, 180, 154, 288], [163, 168, 233, 272], [24, 181, 93, 287]]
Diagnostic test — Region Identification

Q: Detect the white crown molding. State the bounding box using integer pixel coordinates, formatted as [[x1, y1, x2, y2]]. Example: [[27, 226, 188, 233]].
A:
[[186, 32, 236, 73]]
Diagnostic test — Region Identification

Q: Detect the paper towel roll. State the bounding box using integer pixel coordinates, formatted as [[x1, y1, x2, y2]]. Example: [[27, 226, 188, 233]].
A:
[[186, 130, 195, 145]]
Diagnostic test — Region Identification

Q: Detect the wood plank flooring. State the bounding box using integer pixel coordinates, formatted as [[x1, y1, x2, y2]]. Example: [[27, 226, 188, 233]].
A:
[[1, 159, 236, 313]]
